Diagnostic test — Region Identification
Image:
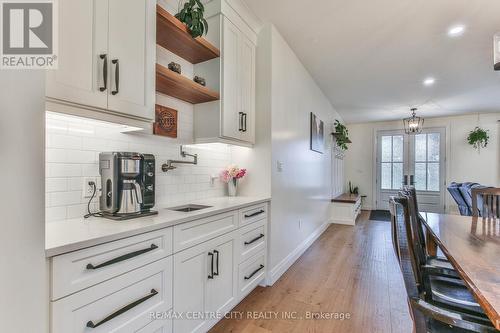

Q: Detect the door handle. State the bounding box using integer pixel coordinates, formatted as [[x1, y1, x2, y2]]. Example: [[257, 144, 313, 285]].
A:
[[239, 112, 244, 132], [86, 289, 158, 328], [213, 250, 219, 276], [86, 244, 158, 270], [403, 175, 408, 186], [111, 59, 119, 95], [410, 175, 415, 186], [99, 54, 107, 92], [208, 252, 214, 279]]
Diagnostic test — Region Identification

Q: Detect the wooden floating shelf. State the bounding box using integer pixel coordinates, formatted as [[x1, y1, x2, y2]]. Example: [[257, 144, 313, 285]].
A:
[[156, 5, 220, 64], [156, 64, 220, 104]]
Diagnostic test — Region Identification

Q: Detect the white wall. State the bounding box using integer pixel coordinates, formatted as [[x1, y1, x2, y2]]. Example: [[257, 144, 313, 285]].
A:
[[45, 112, 231, 222], [233, 25, 343, 284], [0, 71, 48, 333], [344, 113, 500, 213]]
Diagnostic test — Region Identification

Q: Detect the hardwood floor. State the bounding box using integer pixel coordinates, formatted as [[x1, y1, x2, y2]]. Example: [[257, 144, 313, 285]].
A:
[[210, 211, 413, 333]]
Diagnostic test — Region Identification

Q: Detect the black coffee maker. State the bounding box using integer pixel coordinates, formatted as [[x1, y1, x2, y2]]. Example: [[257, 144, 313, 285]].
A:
[[99, 152, 158, 220]]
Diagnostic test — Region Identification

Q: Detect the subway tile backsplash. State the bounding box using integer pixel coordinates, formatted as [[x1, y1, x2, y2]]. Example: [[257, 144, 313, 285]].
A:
[[45, 112, 231, 222]]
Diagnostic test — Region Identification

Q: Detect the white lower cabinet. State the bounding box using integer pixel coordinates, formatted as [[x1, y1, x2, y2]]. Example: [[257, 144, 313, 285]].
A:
[[51, 257, 173, 333], [173, 231, 237, 333], [50, 202, 269, 333]]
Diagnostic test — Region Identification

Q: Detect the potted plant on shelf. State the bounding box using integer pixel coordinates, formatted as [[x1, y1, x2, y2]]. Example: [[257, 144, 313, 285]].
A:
[[220, 165, 247, 197], [467, 127, 489, 153], [332, 119, 351, 150], [176, 0, 209, 38]]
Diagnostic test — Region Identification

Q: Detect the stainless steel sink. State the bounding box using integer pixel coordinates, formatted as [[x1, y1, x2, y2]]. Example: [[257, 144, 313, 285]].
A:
[[168, 204, 212, 212]]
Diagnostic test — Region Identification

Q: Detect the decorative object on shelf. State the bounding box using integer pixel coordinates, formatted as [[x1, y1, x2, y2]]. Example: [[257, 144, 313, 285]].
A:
[[348, 181, 359, 195], [153, 105, 178, 138], [175, 0, 208, 38], [168, 61, 182, 74], [494, 32, 500, 71], [193, 75, 206, 86], [332, 119, 351, 150], [467, 126, 489, 152], [403, 107, 424, 134], [220, 165, 247, 197], [310, 112, 324, 153]]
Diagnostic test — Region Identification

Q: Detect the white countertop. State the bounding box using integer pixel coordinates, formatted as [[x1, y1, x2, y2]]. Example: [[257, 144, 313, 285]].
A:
[[46, 196, 270, 257]]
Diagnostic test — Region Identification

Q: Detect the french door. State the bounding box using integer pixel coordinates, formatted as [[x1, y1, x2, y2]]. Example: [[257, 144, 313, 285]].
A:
[[376, 128, 446, 213]]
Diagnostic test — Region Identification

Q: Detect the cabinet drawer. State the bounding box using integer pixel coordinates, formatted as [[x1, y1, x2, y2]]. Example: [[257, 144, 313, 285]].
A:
[[52, 257, 173, 333], [173, 211, 238, 252], [238, 251, 266, 299], [239, 203, 268, 227], [51, 228, 172, 300], [238, 221, 266, 263]]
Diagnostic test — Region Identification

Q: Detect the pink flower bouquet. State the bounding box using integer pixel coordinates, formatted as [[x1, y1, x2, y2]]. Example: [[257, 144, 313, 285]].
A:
[[220, 165, 247, 183], [220, 165, 246, 196]]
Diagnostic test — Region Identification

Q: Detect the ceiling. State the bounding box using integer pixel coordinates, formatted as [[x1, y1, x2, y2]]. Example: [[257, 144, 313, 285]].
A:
[[243, 0, 500, 123]]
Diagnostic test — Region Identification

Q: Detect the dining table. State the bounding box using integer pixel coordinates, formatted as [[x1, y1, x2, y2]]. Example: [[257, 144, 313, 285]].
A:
[[420, 212, 500, 330]]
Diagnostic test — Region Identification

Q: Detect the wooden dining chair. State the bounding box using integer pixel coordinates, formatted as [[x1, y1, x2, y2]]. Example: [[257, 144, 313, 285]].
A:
[[389, 197, 497, 333], [471, 187, 500, 218]]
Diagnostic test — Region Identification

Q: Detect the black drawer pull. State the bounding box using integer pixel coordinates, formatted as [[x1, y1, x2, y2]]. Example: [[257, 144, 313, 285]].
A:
[[86, 244, 158, 270], [244, 210, 265, 218], [86, 289, 158, 329], [244, 264, 264, 280], [208, 252, 214, 279], [244, 234, 265, 245]]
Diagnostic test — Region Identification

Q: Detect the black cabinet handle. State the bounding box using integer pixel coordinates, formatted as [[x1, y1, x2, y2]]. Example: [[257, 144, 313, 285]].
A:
[[244, 234, 264, 245], [213, 250, 219, 276], [86, 244, 158, 270], [244, 210, 265, 218], [244, 264, 264, 280], [111, 59, 119, 95], [243, 113, 247, 132], [86, 289, 158, 329], [208, 252, 214, 279], [239, 112, 244, 132], [99, 54, 107, 92]]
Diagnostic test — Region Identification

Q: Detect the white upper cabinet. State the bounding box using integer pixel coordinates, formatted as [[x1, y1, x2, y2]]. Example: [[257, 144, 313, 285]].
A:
[[238, 32, 256, 144], [194, 0, 258, 147], [46, 0, 155, 121], [221, 17, 242, 141], [46, 0, 108, 109], [107, 0, 155, 119]]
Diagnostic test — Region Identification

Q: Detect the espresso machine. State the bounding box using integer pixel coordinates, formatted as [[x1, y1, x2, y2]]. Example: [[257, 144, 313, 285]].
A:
[[99, 152, 158, 220]]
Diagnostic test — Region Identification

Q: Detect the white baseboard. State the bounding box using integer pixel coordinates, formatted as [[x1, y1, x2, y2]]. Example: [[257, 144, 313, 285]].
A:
[[265, 222, 329, 286]]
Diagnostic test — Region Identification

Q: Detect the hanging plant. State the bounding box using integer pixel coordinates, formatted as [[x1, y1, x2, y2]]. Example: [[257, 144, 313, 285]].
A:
[[467, 127, 489, 151], [333, 119, 351, 150], [176, 0, 209, 38]]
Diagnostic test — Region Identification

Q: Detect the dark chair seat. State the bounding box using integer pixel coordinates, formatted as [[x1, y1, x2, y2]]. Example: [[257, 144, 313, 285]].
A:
[[429, 276, 483, 314]]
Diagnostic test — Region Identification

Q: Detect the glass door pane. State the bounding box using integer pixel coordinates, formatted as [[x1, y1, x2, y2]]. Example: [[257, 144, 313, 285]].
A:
[[413, 133, 440, 192], [380, 135, 404, 190]]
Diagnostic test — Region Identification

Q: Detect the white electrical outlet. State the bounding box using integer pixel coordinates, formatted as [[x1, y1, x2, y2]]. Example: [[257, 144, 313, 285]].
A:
[[83, 177, 97, 198]]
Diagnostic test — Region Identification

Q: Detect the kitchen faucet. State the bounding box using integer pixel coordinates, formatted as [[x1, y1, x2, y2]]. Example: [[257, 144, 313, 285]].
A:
[[161, 145, 198, 172]]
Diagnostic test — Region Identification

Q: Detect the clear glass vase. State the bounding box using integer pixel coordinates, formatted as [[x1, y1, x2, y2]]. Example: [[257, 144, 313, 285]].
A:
[[228, 178, 238, 197]]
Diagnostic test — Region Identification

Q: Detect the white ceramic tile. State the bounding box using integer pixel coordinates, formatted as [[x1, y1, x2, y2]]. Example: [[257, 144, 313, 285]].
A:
[[46, 178, 68, 193]]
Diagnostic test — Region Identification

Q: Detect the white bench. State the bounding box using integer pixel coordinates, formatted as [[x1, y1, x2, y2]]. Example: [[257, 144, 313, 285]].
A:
[[331, 193, 361, 225]]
